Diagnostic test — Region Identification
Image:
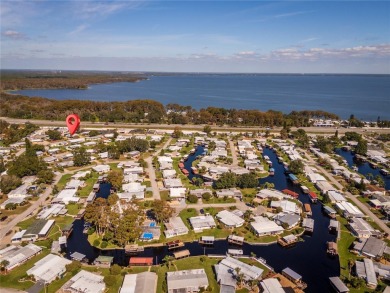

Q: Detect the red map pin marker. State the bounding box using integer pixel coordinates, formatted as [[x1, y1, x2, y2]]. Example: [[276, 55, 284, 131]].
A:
[[66, 114, 80, 136]]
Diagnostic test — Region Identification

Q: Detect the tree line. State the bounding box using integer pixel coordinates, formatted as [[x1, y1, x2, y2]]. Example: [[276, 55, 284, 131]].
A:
[[0, 71, 145, 90], [0, 92, 339, 127]]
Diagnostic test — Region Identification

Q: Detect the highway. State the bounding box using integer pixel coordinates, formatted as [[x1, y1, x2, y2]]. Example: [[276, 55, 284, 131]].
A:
[[2, 117, 390, 134]]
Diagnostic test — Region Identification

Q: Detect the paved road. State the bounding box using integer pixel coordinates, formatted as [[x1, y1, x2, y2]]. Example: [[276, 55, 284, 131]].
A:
[[228, 139, 238, 166], [145, 137, 173, 200], [3, 117, 390, 134], [0, 173, 61, 243], [303, 150, 390, 238]]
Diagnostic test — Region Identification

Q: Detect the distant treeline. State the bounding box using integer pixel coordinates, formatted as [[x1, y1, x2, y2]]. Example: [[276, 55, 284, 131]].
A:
[[0, 71, 145, 90], [0, 92, 340, 127]]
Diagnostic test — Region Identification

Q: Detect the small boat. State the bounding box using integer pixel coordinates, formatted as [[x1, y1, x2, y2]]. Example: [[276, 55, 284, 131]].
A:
[[269, 168, 275, 176], [352, 165, 358, 171], [183, 155, 189, 161], [288, 173, 299, 184], [167, 240, 185, 250], [380, 169, 389, 176], [300, 185, 310, 194], [190, 148, 196, 155]]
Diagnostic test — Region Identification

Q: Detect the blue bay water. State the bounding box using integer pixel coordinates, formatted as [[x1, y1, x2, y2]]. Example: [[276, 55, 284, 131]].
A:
[[12, 74, 390, 120]]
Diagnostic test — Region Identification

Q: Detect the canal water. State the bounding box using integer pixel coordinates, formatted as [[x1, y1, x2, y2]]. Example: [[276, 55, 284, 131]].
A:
[[335, 149, 390, 190], [65, 147, 339, 293]]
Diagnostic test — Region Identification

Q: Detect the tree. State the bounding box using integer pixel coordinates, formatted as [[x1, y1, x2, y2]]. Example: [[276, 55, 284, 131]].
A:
[[202, 192, 212, 201], [280, 128, 288, 139], [187, 193, 198, 203], [65, 261, 81, 275], [73, 147, 90, 167], [244, 210, 253, 221], [45, 129, 62, 140], [289, 159, 304, 174], [0, 175, 22, 194], [375, 175, 385, 188], [163, 255, 173, 268], [350, 277, 364, 289], [237, 173, 258, 188], [37, 169, 54, 184], [0, 157, 6, 173], [107, 170, 124, 191], [214, 172, 237, 189], [203, 125, 212, 135], [355, 139, 367, 155], [104, 275, 117, 287], [172, 126, 183, 138], [0, 260, 10, 271], [110, 264, 122, 275], [152, 200, 174, 223]]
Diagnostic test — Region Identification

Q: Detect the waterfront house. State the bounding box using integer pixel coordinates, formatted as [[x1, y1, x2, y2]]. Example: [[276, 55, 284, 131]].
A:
[[27, 254, 72, 283], [335, 201, 364, 218], [216, 210, 245, 228], [270, 200, 300, 214], [349, 218, 380, 239], [54, 188, 79, 204], [22, 219, 55, 242], [352, 236, 388, 259], [189, 215, 216, 232], [323, 206, 337, 218], [355, 258, 377, 289], [250, 216, 284, 236], [164, 216, 189, 238], [120, 272, 157, 293], [327, 190, 347, 203], [274, 213, 300, 229], [0, 244, 42, 271], [167, 269, 208, 293], [59, 270, 105, 293], [216, 256, 263, 281]]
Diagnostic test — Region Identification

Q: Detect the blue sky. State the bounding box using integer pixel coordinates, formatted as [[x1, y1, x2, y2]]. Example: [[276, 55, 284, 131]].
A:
[[1, 0, 389, 73]]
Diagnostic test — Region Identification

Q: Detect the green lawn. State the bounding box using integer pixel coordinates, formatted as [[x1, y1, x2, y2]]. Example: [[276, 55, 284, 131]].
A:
[[153, 256, 221, 293], [57, 174, 72, 190], [160, 190, 170, 201], [78, 172, 99, 197], [0, 250, 50, 291], [66, 203, 81, 215], [203, 197, 236, 204]]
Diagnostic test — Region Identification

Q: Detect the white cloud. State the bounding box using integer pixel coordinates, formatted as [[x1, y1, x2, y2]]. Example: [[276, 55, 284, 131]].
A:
[[75, 1, 145, 19], [68, 24, 88, 35], [2, 30, 28, 40]]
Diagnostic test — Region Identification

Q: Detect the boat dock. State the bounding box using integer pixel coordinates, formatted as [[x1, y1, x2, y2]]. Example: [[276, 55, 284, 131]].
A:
[[304, 204, 312, 217], [327, 241, 338, 256], [199, 236, 215, 245], [125, 244, 144, 255], [278, 235, 298, 247], [227, 235, 244, 246], [173, 249, 190, 259], [302, 218, 314, 233], [227, 248, 243, 256], [167, 240, 185, 250]]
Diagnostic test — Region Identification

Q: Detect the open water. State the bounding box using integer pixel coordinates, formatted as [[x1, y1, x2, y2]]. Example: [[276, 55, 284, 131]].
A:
[[11, 74, 390, 120]]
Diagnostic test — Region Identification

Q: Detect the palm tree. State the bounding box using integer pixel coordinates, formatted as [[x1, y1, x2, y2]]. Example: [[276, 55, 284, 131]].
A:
[[249, 279, 258, 292], [162, 255, 172, 268], [348, 259, 355, 280], [0, 260, 9, 272]]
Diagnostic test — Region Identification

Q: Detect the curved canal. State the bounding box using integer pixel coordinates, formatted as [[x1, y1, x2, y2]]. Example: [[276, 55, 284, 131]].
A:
[[65, 147, 339, 293], [335, 149, 390, 190]]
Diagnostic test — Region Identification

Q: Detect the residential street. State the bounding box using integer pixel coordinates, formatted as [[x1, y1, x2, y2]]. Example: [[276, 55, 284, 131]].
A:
[[303, 150, 390, 238], [145, 137, 173, 200]]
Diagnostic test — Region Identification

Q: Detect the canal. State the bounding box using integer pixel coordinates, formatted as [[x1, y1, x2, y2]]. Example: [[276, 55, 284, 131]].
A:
[[335, 148, 390, 190], [65, 147, 339, 293]]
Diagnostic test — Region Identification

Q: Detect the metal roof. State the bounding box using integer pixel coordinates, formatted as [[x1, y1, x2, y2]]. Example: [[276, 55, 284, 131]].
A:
[[329, 276, 349, 292], [282, 267, 302, 281]]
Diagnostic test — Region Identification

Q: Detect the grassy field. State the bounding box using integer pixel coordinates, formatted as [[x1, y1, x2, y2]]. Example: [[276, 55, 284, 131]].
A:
[[0, 250, 50, 291], [78, 172, 99, 197], [152, 256, 221, 293], [56, 174, 72, 190]]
